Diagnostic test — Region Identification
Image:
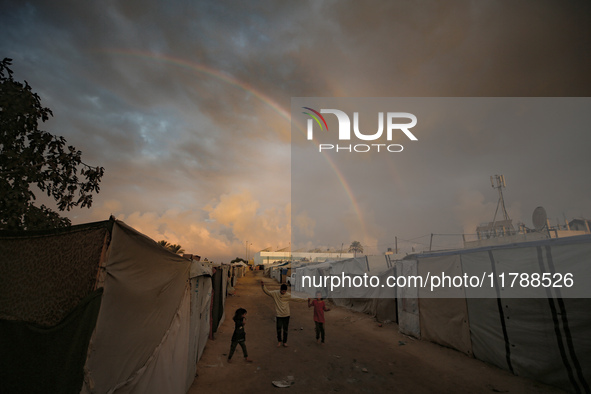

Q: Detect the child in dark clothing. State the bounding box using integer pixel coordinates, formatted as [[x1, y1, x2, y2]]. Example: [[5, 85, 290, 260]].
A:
[[227, 308, 253, 363], [308, 291, 330, 344]]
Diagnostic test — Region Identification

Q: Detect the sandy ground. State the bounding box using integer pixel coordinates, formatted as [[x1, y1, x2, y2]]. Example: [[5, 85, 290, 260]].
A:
[[188, 270, 565, 393]]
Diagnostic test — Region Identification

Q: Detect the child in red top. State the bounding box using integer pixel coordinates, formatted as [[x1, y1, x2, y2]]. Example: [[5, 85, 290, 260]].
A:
[[308, 291, 330, 344]]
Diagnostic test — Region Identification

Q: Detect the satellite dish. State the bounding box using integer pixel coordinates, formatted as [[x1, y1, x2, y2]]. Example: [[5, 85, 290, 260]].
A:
[[532, 206, 547, 230]]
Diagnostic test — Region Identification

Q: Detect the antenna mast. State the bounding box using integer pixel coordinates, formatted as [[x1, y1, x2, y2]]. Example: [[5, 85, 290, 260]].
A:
[[490, 174, 511, 227]]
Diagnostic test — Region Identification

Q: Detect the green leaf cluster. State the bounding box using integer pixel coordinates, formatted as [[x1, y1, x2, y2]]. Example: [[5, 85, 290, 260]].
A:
[[0, 58, 104, 230]]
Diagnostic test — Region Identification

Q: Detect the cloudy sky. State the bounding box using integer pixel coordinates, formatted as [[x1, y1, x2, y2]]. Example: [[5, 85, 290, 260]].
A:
[[1, 1, 590, 261]]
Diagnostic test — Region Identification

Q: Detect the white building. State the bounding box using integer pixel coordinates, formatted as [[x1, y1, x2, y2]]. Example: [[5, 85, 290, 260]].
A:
[[253, 251, 355, 266]]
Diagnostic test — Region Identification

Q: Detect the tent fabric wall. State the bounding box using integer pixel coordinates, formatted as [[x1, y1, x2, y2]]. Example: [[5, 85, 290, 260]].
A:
[[373, 298, 397, 323], [231, 262, 247, 279], [196, 275, 213, 361], [418, 297, 472, 356], [298, 260, 396, 322], [0, 219, 220, 394], [82, 220, 192, 394], [187, 262, 213, 390], [271, 267, 281, 283], [106, 287, 192, 394], [0, 221, 111, 393], [366, 254, 390, 272], [0, 288, 103, 394], [210, 267, 223, 336], [330, 297, 397, 323], [294, 258, 367, 297], [416, 254, 472, 355], [460, 240, 591, 392], [0, 223, 109, 327], [399, 235, 591, 393], [396, 259, 420, 338], [210, 264, 229, 336], [466, 297, 591, 392]]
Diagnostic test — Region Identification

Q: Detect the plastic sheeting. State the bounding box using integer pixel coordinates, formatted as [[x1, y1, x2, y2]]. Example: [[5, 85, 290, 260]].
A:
[[210, 264, 229, 336], [82, 221, 192, 394], [0, 221, 110, 393], [0, 219, 217, 394], [396, 259, 420, 338], [0, 289, 103, 394], [187, 262, 213, 389], [416, 254, 472, 355], [399, 235, 591, 393], [300, 259, 397, 322]]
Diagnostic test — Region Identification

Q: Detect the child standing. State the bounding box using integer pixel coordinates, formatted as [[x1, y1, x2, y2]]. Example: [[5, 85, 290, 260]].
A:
[[227, 308, 253, 363], [308, 291, 330, 344]]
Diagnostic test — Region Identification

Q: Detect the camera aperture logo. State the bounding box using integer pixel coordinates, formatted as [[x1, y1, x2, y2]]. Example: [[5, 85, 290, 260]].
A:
[[302, 107, 418, 153]]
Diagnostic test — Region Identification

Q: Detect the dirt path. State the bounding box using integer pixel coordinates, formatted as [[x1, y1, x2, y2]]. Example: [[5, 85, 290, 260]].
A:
[[188, 270, 564, 393]]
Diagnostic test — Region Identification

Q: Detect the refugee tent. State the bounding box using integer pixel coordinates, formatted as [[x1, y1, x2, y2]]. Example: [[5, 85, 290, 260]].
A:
[[188, 261, 213, 381], [209, 262, 229, 337], [231, 262, 248, 279], [328, 257, 396, 323], [396, 235, 591, 393], [292, 257, 397, 322], [0, 218, 215, 394], [0, 221, 109, 394], [294, 260, 333, 294], [264, 261, 289, 283]]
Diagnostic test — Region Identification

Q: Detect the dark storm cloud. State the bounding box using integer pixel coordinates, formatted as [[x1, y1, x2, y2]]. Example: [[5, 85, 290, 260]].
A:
[[322, 0, 591, 96], [1, 0, 589, 260]]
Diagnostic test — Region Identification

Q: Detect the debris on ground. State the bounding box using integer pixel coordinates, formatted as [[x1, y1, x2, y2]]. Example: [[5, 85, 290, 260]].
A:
[[272, 376, 295, 388]]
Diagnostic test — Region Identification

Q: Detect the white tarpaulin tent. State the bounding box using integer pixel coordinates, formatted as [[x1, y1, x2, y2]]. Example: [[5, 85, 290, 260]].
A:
[[294, 257, 397, 322], [397, 235, 591, 393], [188, 261, 213, 388]]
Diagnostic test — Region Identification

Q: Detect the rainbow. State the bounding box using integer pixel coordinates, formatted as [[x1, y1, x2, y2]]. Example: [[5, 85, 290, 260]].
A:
[[96, 49, 368, 239], [302, 107, 328, 131]]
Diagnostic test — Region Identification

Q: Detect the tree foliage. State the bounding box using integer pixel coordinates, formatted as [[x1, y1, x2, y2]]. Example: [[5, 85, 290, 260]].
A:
[[230, 257, 248, 264], [348, 240, 364, 257], [0, 58, 104, 230], [158, 240, 185, 254]]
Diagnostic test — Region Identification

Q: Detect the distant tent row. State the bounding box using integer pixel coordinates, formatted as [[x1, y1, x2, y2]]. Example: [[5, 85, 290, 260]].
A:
[[282, 236, 591, 392], [397, 235, 591, 393], [0, 218, 236, 394], [264, 261, 290, 283], [293, 256, 397, 323]]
